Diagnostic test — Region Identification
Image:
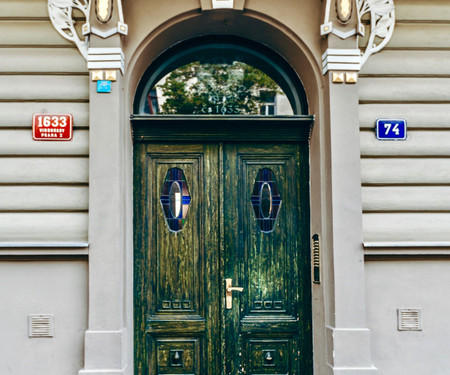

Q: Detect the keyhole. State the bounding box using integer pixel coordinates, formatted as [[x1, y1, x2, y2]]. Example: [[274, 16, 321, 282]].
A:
[[170, 350, 183, 367], [263, 350, 275, 366]]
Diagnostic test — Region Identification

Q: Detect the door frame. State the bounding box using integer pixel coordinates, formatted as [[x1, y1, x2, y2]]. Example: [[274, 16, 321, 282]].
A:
[[131, 115, 313, 142], [81, 5, 377, 374], [132, 115, 314, 374]]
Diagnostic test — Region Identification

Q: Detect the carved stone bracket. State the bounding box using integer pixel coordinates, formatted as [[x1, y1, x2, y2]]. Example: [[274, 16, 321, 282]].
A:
[[48, 0, 90, 60], [321, 0, 395, 72], [48, 0, 128, 64], [359, 0, 395, 66]]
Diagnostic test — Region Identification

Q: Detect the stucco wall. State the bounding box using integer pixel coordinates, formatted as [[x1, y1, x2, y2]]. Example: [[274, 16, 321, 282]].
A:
[[359, 0, 450, 242], [0, 0, 89, 243], [366, 260, 450, 374], [361, 2, 450, 373], [0, 260, 88, 375], [0, 1, 89, 373]]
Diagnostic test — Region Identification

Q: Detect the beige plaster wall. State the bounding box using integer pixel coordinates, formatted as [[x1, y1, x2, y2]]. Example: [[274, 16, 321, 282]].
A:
[[366, 259, 450, 374], [0, 0, 89, 242], [0, 260, 88, 375], [359, 0, 450, 242]]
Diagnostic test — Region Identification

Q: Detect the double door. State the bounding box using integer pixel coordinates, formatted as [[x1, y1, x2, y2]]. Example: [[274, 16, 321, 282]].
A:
[[134, 142, 312, 374]]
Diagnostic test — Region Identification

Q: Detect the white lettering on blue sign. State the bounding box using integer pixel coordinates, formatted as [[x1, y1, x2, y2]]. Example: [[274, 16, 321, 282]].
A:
[[97, 80, 112, 93], [376, 119, 407, 140]]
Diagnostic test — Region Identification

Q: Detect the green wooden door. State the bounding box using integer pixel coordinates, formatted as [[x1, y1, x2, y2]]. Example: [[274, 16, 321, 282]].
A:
[[134, 142, 312, 375]]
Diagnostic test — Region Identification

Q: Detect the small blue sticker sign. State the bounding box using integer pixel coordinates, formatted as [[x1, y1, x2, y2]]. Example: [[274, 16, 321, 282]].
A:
[[97, 80, 111, 93], [376, 119, 407, 140]]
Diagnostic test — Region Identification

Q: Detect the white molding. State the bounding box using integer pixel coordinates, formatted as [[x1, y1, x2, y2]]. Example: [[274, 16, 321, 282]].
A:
[[0, 242, 89, 248], [364, 241, 450, 248], [332, 28, 357, 40], [0, 249, 89, 256], [88, 48, 125, 73], [212, 0, 234, 9], [322, 49, 361, 74], [322, 48, 361, 60], [91, 26, 119, 39]]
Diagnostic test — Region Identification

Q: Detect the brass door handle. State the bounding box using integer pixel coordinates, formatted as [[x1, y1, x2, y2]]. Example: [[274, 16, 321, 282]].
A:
[[225, 278, 244, 309]]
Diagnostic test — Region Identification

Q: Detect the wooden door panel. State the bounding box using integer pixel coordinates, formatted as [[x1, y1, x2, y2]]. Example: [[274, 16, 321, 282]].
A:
[[223, 143, 310, 375], [241, 157, 298, 319], [152, 158, 202, 316], [135, 141, 311, 375], [134, 143, 220, 375]]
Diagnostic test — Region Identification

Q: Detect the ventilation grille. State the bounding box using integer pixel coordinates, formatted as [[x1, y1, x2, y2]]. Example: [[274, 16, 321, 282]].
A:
[[29, 314, 54, 337], [398, 308, 422, 331]]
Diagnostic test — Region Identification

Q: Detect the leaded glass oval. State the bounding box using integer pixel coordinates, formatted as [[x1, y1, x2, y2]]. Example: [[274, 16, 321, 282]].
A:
[[160, 168, 191, 232], [169, 181, 182, 219], [259, 182, 272, 219], [251, 168, 282, 233]]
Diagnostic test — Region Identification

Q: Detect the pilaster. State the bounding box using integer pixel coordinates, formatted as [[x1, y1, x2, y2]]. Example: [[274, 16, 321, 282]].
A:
[[319, 0, 396, 372], [74, 2, 130, 374]]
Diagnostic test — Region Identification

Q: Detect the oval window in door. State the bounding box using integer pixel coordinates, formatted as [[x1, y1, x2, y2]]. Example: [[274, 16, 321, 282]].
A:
[[251, 168, 282, 233], [259, 182, 273, 219], [169, 181, 182, 219], [160, 168, 191, 232]]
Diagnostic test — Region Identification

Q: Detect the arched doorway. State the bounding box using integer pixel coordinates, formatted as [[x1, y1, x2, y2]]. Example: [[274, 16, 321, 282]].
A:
[[132, 37, 314, 375]]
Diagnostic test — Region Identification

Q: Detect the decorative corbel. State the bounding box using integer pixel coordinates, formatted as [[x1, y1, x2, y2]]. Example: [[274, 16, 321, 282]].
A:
[[48, 0, 128, 60], [48, 0, 90, 60], [88, 0, 128, 39], [321, 0, 395, 74], [359, 0, 395, 66]]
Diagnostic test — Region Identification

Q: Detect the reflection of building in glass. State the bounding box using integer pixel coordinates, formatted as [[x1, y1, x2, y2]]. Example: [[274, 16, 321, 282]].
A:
[[145, 62, 293, 115]]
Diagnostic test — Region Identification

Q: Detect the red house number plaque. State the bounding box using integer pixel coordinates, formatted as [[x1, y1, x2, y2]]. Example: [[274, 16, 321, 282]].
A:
[[32, 114, 73, 141]]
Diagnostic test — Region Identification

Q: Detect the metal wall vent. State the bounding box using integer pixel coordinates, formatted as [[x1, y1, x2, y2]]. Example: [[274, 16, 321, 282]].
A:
[[28, 314, 55, 337], [398, 308, 422, 331]]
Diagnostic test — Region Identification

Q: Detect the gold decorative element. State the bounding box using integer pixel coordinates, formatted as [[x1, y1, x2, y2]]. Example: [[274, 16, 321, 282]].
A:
[[336, 0, 352, 24], [91, 70, 104, 81], [332, 72, 344, 83], [96, 0, 113, 23], [105, 70, 117, 81], [345, 72, 358, 83]]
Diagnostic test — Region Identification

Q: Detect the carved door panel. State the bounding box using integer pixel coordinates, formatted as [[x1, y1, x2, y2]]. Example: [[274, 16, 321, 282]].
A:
[[223, 143, 311, 375], [134, 142, 311, 375], [134, 143, 221, 375]]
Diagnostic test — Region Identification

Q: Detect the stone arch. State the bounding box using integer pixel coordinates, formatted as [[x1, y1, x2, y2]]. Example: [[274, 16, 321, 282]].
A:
[[125, 9, 323, 118]]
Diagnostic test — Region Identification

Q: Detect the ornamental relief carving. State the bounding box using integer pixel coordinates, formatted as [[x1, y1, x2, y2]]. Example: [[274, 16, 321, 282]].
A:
[[359, 0, 395, 66], [48, 0, 128, 62], [48, 0, 90, 60], [321, 0, 395, 69]]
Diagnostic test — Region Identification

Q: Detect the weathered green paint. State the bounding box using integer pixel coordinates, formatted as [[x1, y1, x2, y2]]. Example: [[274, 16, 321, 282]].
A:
[[134, 136, 312, 374]]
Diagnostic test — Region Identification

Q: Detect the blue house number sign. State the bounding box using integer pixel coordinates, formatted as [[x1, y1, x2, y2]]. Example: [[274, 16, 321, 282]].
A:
[[376, 119, 407, 140]]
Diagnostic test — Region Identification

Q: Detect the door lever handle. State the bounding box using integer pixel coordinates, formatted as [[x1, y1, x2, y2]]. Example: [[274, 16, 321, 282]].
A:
[[225, 278, 244, 309], [227, 286, 244, 292]]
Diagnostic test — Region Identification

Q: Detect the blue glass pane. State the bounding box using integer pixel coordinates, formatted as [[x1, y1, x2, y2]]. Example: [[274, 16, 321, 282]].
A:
[[160, 168, 191, 232], [251, 168, 282, 233]]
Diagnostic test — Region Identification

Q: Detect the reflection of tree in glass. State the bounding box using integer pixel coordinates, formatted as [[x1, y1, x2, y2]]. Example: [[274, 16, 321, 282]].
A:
[[155, 62, 280, 115]]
